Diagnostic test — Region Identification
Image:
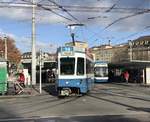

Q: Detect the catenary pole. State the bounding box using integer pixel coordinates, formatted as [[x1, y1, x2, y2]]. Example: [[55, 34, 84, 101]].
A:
[[4, 37, 7, 60], [129, 40, 132, 61], [31, 0, 36, 85], [39, 49, 42, 94]]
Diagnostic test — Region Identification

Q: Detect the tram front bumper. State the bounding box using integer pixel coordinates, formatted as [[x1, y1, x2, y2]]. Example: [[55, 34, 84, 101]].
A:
[[57, 79, 89, 94]]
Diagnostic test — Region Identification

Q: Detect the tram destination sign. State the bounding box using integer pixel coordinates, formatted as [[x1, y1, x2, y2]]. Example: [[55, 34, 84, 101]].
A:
[[61, 46, 74, 56]]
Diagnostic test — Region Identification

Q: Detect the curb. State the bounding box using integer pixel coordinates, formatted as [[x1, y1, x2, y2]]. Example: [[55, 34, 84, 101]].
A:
[[0, 93, 49, 99], [0, 90, 49, 99]]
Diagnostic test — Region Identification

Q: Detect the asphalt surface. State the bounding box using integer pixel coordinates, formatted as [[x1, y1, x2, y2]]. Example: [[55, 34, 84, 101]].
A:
[[0, 83, 150, 122], [0, 114, 150, 122]]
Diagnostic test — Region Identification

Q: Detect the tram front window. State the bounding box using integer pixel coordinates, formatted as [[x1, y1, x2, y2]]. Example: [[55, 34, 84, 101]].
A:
[[60, 58, 75, 75], [94, 67, 108, 77]]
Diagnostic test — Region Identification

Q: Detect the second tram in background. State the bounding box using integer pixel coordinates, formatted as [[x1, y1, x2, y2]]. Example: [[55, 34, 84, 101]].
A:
[[94, 61, 108, 83], [56, 46, 94, 96]]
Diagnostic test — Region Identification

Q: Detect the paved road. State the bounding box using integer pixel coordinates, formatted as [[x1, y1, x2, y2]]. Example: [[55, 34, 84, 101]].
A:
[[0, 114, 150, 122], [0, 83, 150, 121]]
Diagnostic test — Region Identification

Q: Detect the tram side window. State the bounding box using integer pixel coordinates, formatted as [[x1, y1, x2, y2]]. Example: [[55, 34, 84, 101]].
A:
[[60, 58, 75, 75], [86, 59, 93, 74], [77, 58, 84, 75]]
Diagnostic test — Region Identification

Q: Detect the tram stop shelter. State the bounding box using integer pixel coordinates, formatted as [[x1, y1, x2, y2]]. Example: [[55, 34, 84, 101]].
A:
[[109, 61, 150, 85], [0, 57, 8, 95]]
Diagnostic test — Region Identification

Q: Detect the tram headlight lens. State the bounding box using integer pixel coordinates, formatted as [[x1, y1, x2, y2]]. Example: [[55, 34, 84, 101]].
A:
[[66, 81, 69, 84], [77, 82, 80, 85]]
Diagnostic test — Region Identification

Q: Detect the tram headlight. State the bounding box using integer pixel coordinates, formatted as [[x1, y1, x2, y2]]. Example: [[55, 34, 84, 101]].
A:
[[65, 81, 69, 84], [77, 82, 80, 85]]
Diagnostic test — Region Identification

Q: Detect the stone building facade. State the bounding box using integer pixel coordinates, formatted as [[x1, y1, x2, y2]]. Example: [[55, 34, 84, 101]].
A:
[[91, 44, 129, 63], [130, 36, 150, 61]]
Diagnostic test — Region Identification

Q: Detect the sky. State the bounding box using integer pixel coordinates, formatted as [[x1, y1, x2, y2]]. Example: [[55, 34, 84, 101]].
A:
[[0, 0, 150, 53]]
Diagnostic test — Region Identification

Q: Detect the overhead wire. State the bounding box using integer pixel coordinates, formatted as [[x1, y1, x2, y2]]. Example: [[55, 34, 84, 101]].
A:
[[37, 0, 47, 4], [0, 2, 150, 13], [46, 0, 81, 23], [36, 3, 73, 22], [20, 0, 73, 22], [86, 4, 150, 46], [105, 0, 120, 13], [103, 9, 150, 31], [87, 0, 120, 20], [88, 8, 150, 42], [115, 26, 150, 42], [1, 0, 149, 46]]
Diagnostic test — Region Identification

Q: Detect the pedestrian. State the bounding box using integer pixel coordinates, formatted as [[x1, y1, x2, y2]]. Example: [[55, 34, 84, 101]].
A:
[[18, 71, 25, 87], [124, 71, 129, 83]]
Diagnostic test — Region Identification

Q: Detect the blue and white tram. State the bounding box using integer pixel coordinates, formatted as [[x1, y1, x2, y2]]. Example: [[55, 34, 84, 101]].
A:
[[56, 46, 94, 96], [94, 61, 108, 83]]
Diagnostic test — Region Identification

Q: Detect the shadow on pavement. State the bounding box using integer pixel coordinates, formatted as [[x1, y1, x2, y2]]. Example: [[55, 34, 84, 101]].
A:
[[0, 107, 21, 120], [88, 94, 150, 113], [21, 96, 80, 115], [128, 107, 150, 113], [71, 115, 142, 122], [42, 84, 57, 96], [0, 115, 147, 122]]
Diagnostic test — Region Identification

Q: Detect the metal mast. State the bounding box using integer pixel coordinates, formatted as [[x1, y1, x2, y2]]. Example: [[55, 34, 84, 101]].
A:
[[4, 37, 7, 60], [31, 0, 36, 85]]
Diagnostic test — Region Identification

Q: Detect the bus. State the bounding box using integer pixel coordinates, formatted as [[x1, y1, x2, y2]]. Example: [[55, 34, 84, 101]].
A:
[[56, 46, 94, 96], [94, 61, 108, 83]]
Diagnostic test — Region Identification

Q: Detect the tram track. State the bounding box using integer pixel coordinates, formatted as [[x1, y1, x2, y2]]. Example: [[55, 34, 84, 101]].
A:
[[87, 94, 150, 113], [18, 96, 81, 115], [101, 83, 150, 95], [107, 83, 150, 96], [90, 85, 150, 103]]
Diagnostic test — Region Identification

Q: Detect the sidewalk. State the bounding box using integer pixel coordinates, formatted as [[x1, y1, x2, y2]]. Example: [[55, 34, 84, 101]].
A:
[[0, 83, 51, 98]]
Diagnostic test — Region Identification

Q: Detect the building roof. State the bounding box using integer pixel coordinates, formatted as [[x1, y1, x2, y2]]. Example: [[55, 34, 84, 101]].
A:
[[133, 36, 150, 42], [132, 35, 150, 47], [91, 44, 112, 49]]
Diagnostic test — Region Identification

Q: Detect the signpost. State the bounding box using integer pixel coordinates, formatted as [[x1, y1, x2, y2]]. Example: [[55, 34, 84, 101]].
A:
[[39, 49, 42, 94]]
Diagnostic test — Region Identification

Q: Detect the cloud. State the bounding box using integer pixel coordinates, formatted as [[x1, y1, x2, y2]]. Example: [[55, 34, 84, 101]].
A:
[[0, 28, 57, 53], [36, 40, 58, 53], [0, 28, 17, 39], [16, 37, 58, 53], [0, 0, 149, 33]]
